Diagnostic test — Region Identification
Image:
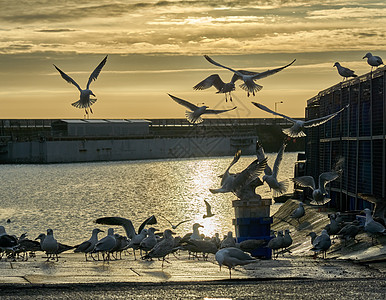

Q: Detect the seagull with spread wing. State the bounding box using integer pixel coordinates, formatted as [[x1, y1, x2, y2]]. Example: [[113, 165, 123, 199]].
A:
[[54, 55, 108, 115], [168, 94, 236, 124], [203, 200, 215, 218], [159, 215, 192, 230], [252, 102, 348, 138], [193, 74, 237, 102], [293, 171, 340, 205], [262, 141, 289, 197], [203, 55, 296, 97]]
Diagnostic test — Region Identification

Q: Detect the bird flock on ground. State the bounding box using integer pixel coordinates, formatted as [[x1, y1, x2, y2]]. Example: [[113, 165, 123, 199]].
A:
[[1, 136, 385, 279], [1, 52, 384, 279]]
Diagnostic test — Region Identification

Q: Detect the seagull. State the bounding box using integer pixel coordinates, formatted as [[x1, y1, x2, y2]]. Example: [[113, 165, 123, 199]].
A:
[[141, 229, 175, 268], [127, 228, 148, 260], [363, 52, 384, 71], [238, 239, 267, 255], [168, 94, 236, 124], [41, 229, 59, 261], [0, 226, 18, 257], [290, 202, 305, 224], [159, 215, 192, 230], [189, 223, 204, 241], [362, 208, 386, 244], [358, 194, 386, 226], [203, 55, 296, 97], [307, 232, 317, 244], [54, 55, 108, 116], [210, 150, 241, 194], [282, 229, 293, 255], [251, 102, 348, 138], [74, 228, 104, 261], [95, 215, 157, 240], [215, 247, 257, 279], [262, 141, 289, 197], [203, 200, 215, 218], [93, 228, 117, 261], [267, 230, 284, 259], [193, 74, 236, 102], [181, 239, 218, 260], [310, 229, 331, 259], [324, 214, 342, 238], [220, 231, 236, 249], [337, 220, 362, 245], [293, 171, 340, 205], [139, 227, 158, 255], [333, 62, 357, 81]]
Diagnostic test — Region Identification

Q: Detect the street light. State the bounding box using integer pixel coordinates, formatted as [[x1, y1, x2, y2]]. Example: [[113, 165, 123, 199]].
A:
[[274, 101, 284, 118]]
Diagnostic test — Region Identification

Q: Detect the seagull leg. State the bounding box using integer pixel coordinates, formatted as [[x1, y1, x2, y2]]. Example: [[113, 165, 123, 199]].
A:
[[229, 267, 232, 279]]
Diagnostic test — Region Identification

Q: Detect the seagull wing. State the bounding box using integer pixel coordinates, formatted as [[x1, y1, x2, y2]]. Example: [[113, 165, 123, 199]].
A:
[[95, 216, 136, 239], [204, 107, 237, 114], [193, 74, 225, 91], [319, 171, 339, 192], [250, 59, 296, 80], [138, 215, 157, 234], [86, 55, 108, 89], [234, 157, 268, 191], [304, 105, 348, 128], [272, 142, 287, 177], [251, 102, 297, 123], [292, 176, 316, 190], [358, 193, 382, 204], [175, 219, 192, 228], [168, 94, 199, 111], [53, 65, 82, 92], [204, 200, 212, 215], [204, 55, 243, 76], [159, 215, 174, 227]]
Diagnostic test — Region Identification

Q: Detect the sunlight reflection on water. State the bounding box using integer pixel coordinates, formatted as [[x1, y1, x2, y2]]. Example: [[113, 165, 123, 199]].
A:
[[0, 152, 298, 244]]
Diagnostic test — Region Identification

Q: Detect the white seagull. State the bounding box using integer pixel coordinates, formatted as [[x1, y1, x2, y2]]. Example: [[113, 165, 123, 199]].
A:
[[203, 55, 296, 97], [193, 74, 237, 102], [262, 142, 289, 197], [252, 102, 348, 138], [290, 202, 305, 224], [292, 171, 340, 205], [362, 208, 386, 244], [363, 52, 384, 71], [159, 215, 192, 230], [168, 94, 236, 124], [41, 229, 59, 261], [54, 55, 108, 115], [333, 62, 357, 81], [215, 247, 257, 279]]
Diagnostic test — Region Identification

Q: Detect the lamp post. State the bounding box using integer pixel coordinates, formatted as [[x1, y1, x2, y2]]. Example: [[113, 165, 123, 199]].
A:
[[274, 101, 283, 119]]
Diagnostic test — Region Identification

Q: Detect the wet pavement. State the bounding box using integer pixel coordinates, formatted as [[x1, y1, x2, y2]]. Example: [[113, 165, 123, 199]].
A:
[[0, 199, 385, 298]]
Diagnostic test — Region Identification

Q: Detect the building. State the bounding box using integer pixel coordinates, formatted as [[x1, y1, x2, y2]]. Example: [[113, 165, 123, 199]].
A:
[[0, 118, 303, 163], [304, 66, 385, 211]]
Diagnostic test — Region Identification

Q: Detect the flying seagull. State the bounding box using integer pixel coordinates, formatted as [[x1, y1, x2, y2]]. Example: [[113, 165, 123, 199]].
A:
[[203, 55, 296, 97], [193, 74, 236, 102], [252, 102, 348, 138], [293, 171, 340, 205], [363, 52, 384, 71], [168, 93, 236, 124], [333, 62, 357, 81], [203, 200, 215, 218], [159, 215, 192, 230], [262, 141, 289, 197], [54, 55, 108, 115]]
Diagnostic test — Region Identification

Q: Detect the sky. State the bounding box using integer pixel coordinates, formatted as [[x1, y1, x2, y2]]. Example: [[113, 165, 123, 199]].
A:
[[0, 0, 385, 119]]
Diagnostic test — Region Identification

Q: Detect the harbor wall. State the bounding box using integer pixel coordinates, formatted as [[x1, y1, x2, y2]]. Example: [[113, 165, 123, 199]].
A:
[[2, 136, 256, 163]]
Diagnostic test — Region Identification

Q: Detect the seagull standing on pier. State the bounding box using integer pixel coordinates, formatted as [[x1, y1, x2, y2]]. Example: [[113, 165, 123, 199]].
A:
[[333, 62, 357, 81], [54, 55, 108, 116], [215, 247, 257, 279], [168, 94, 236, 124], [203, 55, 296, 97], [251, 102, 348, 138], [363, 53, 384, 71]]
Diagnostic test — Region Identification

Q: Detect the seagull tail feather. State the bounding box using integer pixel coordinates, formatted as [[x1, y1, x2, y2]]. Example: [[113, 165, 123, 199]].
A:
[[282, 128, 306, 138], [185, 111, 203, 124], [273, 179, 289, 197], [71, 99, 97, 109]]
